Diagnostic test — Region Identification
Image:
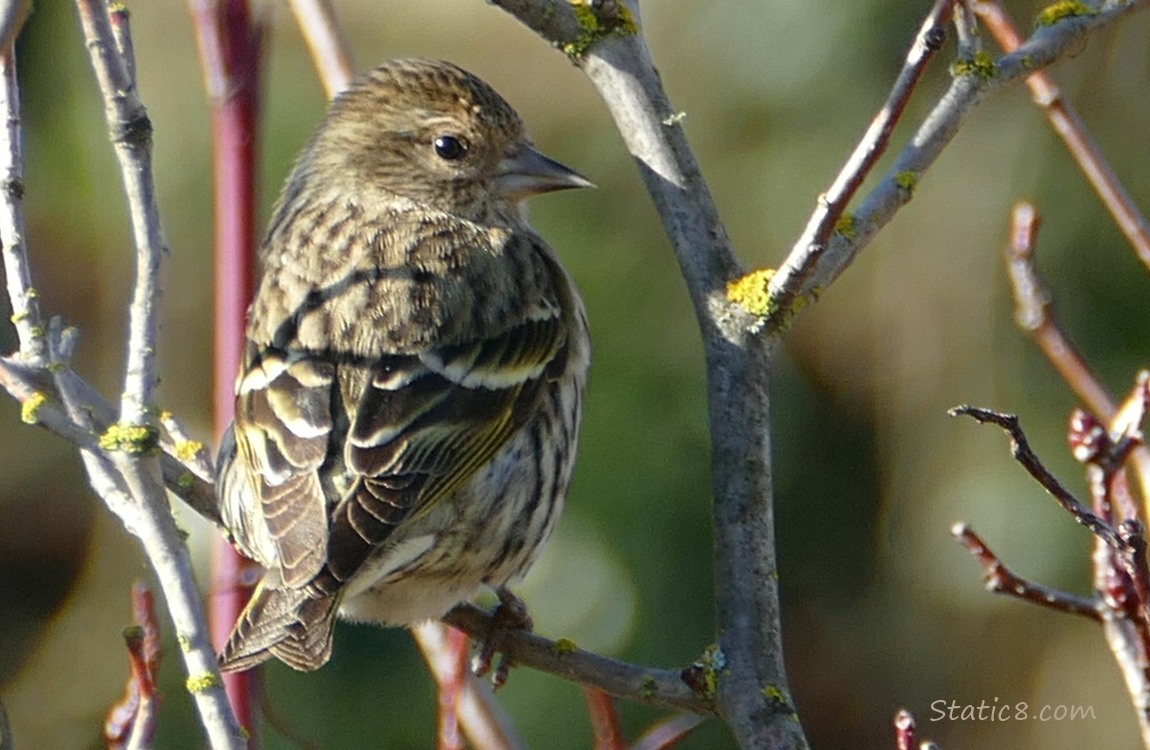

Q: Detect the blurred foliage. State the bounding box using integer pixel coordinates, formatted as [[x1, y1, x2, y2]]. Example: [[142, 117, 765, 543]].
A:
[[1, 1, 1149, 748]]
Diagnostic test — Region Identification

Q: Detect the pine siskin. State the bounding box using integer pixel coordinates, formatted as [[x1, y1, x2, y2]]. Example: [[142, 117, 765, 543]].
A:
[[215, 58, 591, 672]]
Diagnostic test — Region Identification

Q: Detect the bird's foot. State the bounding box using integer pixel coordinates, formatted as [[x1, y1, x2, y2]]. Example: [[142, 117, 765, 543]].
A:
[[473, 587, 533, 688]]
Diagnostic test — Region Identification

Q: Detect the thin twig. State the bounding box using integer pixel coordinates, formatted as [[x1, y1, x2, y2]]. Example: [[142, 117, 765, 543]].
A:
[[629, 713, 703, 750], [585, 688, 626, 750], [769, 0, 1150, 314], [0, 0, 30, 54], [894, 709, 916, 750], [951, 522, 1102, 619], [775, 0, 955, 319], [1005, 203, 1150, 517], [159, 409, 215, 482], [0, 353, 222, 523], [76, 0, 163, 426], [444, 604, 714, 715], [74, 2, 244, 747], [0, 50, 44, 361], [974, 0, 1150, 271], [1005, 202, 1116, 417], [104, 583, 163, 750], [287, 0, 355, 98], [951, 405, 1124, 549], [412, 620, 527, 750]]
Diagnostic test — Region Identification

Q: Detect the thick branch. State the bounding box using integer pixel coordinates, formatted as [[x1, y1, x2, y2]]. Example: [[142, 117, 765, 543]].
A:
[[489, 2, 796, 747]]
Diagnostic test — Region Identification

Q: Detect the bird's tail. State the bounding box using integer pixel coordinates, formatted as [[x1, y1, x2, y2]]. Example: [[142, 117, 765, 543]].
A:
[[219, 581, 338, 673]]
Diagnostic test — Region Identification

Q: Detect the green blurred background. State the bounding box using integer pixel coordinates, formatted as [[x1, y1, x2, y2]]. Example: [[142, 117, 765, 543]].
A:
[[2, 1, 1149, 747]]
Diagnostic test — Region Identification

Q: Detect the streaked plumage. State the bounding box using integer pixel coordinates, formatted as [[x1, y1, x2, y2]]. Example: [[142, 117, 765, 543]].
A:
[[215, 58, 590, 672]]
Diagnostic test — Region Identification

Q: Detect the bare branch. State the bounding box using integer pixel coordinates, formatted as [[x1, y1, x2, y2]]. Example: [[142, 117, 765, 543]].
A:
[[974, 0, 1150, 272], [412, 621, 527, 750], [585, 688, 626, 750], [950, 405, 1124, 548], [288, 0, 355, 98], [0, 51, 44, 361], [770, 0, 1150, 313], [776, 0, 955, 319], [71, 2, 244, 746], [1005, 204, 1150, 518], [75, 0, 163, 426], [629, 713, 703, 750], [444, 604, 714, 716], [894, 709, 916, 750], [104, 583, 163, 750], [0, 0, 30, 54], [951, 522, 1102, 619], [1005, 202, 1117, 417], [0, 349, 222, 523]]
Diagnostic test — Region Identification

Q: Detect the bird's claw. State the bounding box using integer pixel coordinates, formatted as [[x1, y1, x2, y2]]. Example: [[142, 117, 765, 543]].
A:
[[473, 588, 533, 689]]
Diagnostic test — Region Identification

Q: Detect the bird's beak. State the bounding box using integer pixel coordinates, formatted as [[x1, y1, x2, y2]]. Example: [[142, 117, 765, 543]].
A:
[[495, 143, 594, 203]]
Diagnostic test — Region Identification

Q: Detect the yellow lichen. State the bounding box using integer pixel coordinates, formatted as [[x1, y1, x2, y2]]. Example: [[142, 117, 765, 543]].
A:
[[554, 638, 578, 655], [695, 644, 725, 699], [20, 391, 48, 425], [834, 213, 857, 241], [176, 472, 196, 491], [99, 422, 160, 454], [725, 268, 776, 318], [186, 672, 221, 693], [174, 439, 205, 461], [953, 51, 998, 80], [640, 675, 657, 699], [762, 684, 788, 703], [1036, 1, 1097, 27], [563, 0, 639, 59], [894, 170, 919, 194]]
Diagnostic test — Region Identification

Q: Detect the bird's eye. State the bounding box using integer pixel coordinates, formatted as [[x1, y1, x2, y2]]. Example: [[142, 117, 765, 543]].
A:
[[433, 135, 468, 161]]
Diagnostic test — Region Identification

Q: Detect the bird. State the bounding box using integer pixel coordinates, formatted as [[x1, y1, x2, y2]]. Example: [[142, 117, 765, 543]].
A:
[[214, 58, 591, 673]]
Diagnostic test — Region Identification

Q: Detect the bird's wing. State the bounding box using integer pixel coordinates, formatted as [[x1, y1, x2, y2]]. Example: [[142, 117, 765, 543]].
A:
[[230, 349, 336, 588], [325, 308, 569, 582]]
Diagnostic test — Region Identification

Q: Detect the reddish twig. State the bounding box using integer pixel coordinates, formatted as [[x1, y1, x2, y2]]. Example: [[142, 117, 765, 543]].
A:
[[629, 713, 703, 750], [287, 0, 355, 98], [974, 0, 1150, 271], [894, 709, 916, 750], [104, 583, 163, 750], [772, 0, 955, 321], [1005, 202, 1116, 418], [435, 626, 468, 750], [951, 522, 1102, 619], [188, 0, 264, 739], [1005, 204, 1150, 520], [412, 621, 527, 750], [585, 688, 625, 750]]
